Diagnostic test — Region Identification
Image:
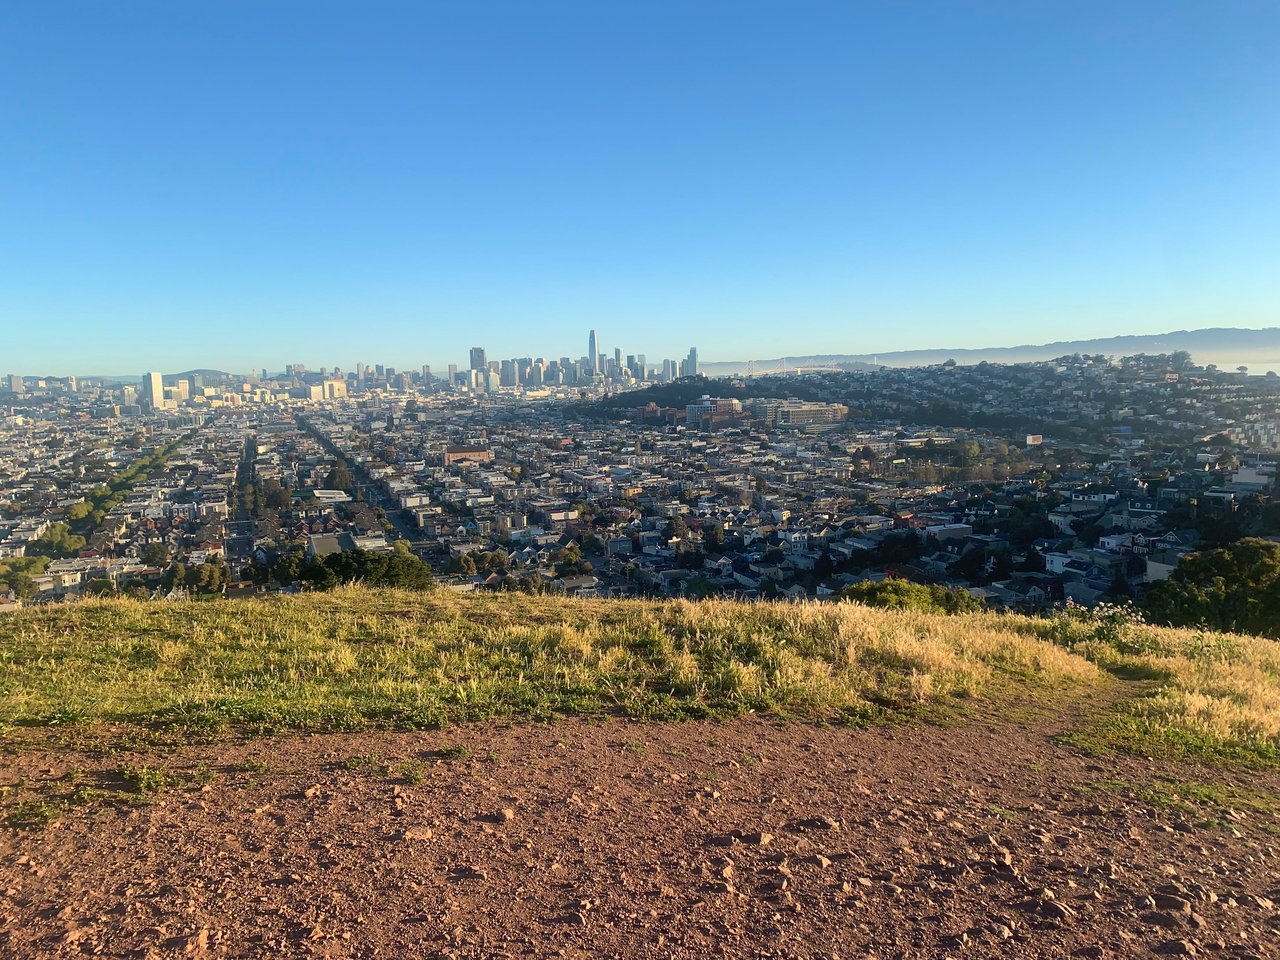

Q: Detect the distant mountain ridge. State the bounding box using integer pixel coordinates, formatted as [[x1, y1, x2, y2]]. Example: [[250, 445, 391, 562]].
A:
[[702, 327, 1280, 374], [77, 370, 237, 384]]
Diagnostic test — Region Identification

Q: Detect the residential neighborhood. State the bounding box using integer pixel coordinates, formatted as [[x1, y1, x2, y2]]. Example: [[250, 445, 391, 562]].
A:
[[3, 351, 1278, 611]]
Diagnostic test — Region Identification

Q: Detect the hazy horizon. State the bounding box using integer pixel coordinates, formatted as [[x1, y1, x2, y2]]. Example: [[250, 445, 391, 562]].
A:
[[12, 325, 1280, 380]]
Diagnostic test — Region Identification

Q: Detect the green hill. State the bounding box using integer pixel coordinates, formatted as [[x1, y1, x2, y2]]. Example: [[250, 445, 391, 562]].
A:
[[1, 589, 1277, 765], [2, 591, 1280, 773]]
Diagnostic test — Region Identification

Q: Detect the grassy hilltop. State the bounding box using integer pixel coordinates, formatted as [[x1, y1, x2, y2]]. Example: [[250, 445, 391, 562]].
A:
[[1, 588, 1277, 765]]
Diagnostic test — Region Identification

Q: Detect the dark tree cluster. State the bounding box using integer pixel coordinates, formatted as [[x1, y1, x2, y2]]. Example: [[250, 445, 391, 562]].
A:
[[252, 546, 434, 593], [1144, 538, 1280, 638]]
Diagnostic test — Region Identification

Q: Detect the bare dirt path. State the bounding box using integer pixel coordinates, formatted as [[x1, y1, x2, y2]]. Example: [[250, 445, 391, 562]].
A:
[[2, 692, 1278, 959]]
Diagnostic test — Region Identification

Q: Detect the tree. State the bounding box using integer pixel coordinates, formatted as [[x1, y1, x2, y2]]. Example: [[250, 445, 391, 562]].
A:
[[260, 480, 291, 511], [299, 557, 340, 591], [141, 543, 171, 567], [1144, 538, 1280, 637], [325, 460, 354, 493], [477, 549, 508, 571], [28, 522, 87, 559], [1105, 571, 1133, 600], [674, 541, 705, 571], [957, 547, 988, 582], [196, 560, 228, 593], [812, 551, 834, 581], [5, 571, 37, 600], [65, 501, 93, 522], [684, 575, 715, 599], [842, 579, 983, 614]]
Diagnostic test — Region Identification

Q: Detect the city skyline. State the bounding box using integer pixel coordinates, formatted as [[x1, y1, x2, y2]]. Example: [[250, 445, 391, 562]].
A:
[[9, 324, 1280, 380]]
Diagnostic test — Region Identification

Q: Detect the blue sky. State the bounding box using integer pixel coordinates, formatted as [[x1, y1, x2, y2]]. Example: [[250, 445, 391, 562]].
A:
[[3, 1, 1278, 375]]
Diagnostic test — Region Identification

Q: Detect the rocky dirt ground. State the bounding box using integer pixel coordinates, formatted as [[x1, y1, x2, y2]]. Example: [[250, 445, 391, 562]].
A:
[[2, 697, 1279, 959]]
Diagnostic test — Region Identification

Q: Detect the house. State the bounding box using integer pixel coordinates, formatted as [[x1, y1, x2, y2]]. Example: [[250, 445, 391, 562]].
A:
[[1157, 529, 1200, 550], [925, 523, 973, 542], [704, 555, 735, 577], [606, 536, 634, 555], [990, 579, 1050, 611], [306, 534, 343, 558]]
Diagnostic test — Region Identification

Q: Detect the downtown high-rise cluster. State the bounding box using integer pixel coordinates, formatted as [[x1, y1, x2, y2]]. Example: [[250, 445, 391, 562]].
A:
[[447, 331, 699, 393]]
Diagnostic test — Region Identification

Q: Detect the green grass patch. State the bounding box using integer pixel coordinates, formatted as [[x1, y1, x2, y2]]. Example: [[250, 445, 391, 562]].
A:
[[4, 797, 60, 829], [117, 764, 174, 795], [341, 753, 389, 775], [1059, 701, 1280, 769], [391, 759, 425, 784], [1083, 777, 1280, 830], [0, 588, 1101, 738], [2, 587, 1277, 769]]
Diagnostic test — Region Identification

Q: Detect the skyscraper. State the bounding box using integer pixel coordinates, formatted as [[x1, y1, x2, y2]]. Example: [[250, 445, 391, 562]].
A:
[[588, 329, 600, 375], [142, 371, 163, 410], [470, 346, 487, 371]]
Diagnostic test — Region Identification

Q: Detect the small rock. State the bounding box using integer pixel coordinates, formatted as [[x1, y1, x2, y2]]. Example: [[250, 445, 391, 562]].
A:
[[792, 815, 841, 831], [183, 928, 209, 955], [1153, 894, 1192, 914], [1154, 940, 1197, 957], [942, 931, 970, 950], [1041, 900, 1074, 921]]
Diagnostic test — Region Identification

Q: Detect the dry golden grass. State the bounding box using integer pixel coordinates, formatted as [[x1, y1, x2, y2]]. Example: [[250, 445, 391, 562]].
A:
[[0, 589, 1275, 765], [1008, 610, 1280, 764], [0, 587, 1093, 733]]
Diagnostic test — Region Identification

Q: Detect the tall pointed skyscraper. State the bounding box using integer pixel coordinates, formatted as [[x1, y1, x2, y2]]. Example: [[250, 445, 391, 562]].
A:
[[588, 329, 600, 374]]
